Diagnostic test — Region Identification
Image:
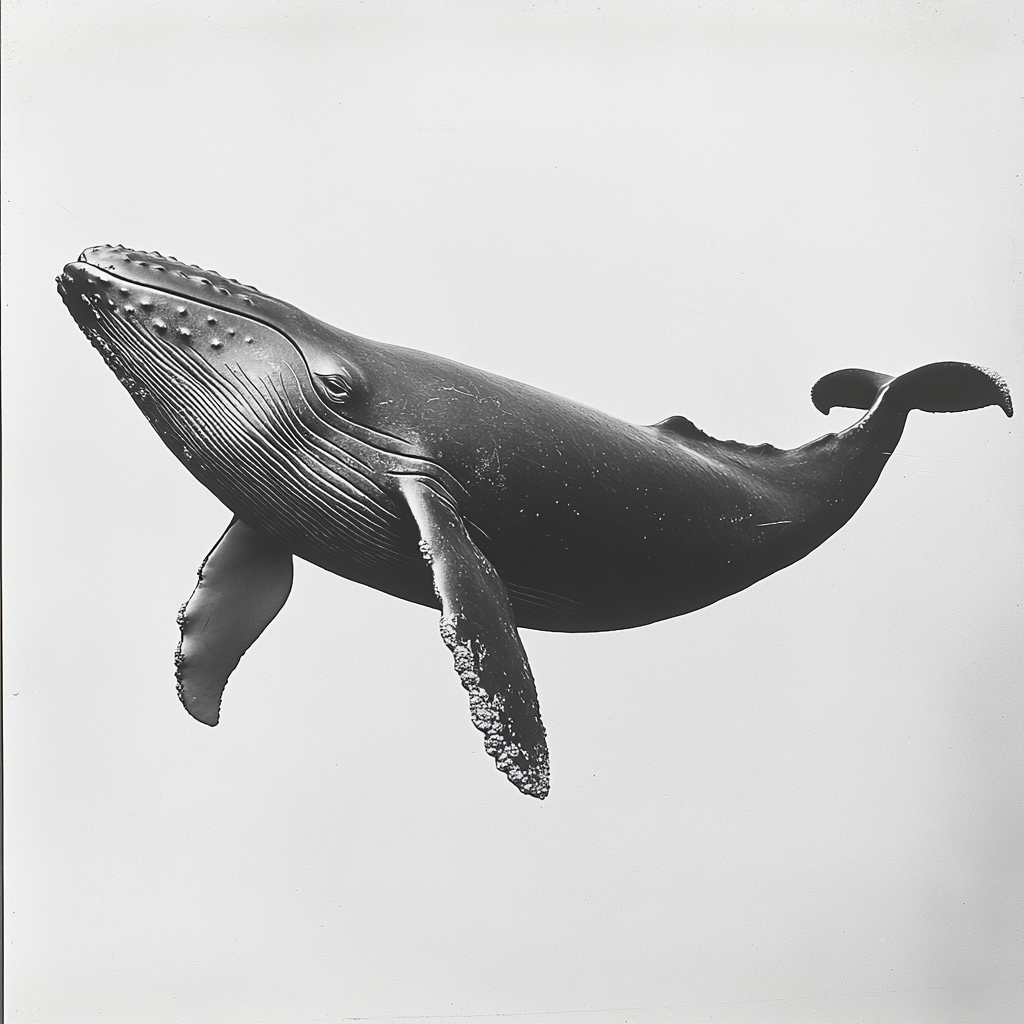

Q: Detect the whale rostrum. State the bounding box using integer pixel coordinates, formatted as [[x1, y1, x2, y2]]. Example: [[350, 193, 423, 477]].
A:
[[58, 245, 1013, 798]]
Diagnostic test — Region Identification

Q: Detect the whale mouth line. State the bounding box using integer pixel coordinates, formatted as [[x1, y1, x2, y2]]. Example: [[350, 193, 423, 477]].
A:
[[60, 260, 472, 506], [63, 258, 418, 454]]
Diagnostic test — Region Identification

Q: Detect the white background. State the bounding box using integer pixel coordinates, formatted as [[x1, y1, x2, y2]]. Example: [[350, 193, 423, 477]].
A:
[[3, 2, 1022, 1022]]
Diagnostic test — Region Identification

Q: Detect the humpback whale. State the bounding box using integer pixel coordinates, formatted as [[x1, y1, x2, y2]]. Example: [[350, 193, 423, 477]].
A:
[[58, 245, 1013, 798]]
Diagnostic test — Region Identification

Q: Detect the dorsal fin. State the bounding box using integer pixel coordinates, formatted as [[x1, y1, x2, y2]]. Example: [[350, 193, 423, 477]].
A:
[[649, 415, 781, 455], [650, 415, 714, 442]]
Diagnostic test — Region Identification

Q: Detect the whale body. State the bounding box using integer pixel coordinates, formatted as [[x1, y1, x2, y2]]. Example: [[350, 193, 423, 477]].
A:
[[58, 245, 1013, 797]]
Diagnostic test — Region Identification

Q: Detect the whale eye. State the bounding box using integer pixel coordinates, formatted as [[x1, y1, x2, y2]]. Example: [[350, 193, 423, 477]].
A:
[[317, 371, 355, 405]]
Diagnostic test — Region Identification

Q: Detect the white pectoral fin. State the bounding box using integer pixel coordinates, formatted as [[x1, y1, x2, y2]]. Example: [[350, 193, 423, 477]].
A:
[[398, 475, 550, 799], [175, 517, 294, 725]]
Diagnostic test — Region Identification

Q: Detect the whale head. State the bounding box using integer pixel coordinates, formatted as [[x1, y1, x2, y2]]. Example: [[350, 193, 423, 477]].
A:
[[58, 244, 367, 421], [57, 246, 437, 589]]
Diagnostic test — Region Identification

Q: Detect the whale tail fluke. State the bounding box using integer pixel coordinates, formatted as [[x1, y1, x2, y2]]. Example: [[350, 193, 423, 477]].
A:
[[812, 362, 1013, 418]]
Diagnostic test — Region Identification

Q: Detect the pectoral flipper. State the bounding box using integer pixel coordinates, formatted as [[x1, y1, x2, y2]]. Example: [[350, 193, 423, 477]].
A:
[[176, 518, 294, 725], [399, 475, 550, 799]]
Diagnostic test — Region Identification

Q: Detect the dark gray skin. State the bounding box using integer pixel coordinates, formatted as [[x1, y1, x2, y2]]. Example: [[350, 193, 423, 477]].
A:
[[58, 245, 1013, 798]]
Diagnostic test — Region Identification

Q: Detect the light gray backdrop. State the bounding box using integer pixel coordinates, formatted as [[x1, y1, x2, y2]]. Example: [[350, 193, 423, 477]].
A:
[[3, 2, 1022, 1022]]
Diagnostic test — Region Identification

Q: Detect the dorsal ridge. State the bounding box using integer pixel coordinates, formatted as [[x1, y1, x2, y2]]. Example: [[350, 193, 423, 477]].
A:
[[650, 415, 713, 442]]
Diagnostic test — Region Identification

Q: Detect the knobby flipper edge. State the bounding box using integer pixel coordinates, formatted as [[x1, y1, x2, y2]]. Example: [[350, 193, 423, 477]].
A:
[[399, 475, 550, 799]]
